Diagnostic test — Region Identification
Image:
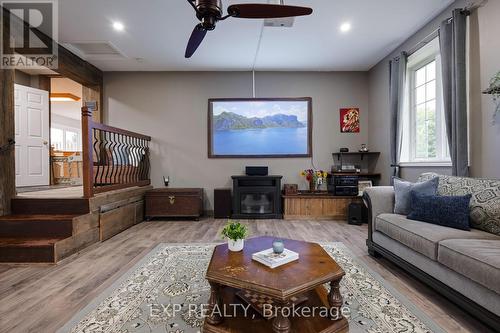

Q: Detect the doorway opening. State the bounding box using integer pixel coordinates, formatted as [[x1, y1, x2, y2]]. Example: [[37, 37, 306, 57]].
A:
[[49, 78, 83, 188], [14, 70, 84, 196]]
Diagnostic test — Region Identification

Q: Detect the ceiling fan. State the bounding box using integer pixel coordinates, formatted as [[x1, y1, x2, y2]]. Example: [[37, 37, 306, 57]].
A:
[[185, 0, 313, 58]]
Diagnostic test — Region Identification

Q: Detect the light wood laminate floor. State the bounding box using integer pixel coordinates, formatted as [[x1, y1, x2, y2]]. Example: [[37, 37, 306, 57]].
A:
[[16, 185, 83, 198], [0, 219, 493, 333]]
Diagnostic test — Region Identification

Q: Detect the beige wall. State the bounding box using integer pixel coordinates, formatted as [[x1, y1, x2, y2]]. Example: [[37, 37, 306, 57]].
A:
[[368, 0, 500, 183], [104, 71, 369, 210]]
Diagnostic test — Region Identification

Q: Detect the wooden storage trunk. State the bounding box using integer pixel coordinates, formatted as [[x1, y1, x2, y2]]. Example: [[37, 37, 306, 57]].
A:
[[145, 188, 203, 220]]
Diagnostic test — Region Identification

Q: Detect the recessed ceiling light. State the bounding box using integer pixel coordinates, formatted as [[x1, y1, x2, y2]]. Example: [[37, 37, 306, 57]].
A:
[[112, 21, 125, 32], [340, 22, 351, 33]]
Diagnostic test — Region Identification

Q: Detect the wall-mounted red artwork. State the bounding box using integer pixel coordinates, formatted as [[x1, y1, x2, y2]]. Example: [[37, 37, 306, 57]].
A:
[[340, 108, 360, 133]]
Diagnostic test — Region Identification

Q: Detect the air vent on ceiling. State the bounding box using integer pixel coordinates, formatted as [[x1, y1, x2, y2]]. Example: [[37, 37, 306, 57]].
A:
[[62, 41, 126, 60]]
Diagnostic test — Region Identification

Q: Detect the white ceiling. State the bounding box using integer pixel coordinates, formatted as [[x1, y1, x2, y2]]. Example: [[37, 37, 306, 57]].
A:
[[58, 0, 454, 72]]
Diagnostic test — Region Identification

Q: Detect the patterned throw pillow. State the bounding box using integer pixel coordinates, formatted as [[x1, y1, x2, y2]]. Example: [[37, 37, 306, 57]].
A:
[[418, 173, 500, 236], [408, 192, 472, 231]]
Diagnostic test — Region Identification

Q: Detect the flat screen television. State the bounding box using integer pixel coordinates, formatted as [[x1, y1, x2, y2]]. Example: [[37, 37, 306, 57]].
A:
[[208, 98, 312, 158]]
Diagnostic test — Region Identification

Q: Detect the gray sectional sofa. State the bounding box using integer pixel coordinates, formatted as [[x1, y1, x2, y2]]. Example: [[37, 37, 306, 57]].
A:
[[364, 173, 500, 330]]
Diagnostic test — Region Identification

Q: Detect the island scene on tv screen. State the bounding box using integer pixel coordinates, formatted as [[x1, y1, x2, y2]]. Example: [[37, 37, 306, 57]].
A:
[[211, 99, 310, 156]]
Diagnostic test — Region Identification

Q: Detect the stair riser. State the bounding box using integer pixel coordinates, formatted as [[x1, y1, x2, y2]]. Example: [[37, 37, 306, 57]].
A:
[[55, 228, 99, 262], [0, 246, 55, 263], [0, 221, 73, 238], [12, 199, 89, 215]]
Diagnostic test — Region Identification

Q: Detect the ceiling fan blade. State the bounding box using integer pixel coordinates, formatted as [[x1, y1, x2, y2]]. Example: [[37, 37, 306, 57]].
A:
[[227, 4, 313, 19], [185, 24, 207, 58]]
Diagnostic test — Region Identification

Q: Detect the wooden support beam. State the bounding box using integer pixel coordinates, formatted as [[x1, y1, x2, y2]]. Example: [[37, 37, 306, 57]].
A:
[[81, 105, 95, 199], [0, 69, 15, 215], [56, 45, 102, 87], [38, 76, 51, 92], [82, 84, 103, 123]]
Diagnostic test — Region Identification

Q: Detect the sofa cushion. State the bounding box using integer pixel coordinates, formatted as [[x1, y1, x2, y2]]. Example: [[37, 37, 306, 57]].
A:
[[375, 213, 500, 260], [419, 173, 500, 236], [438, 239, 500, 294], [373, 232, 500, 316], [393, 177, 438, 215], [408, 192, 472, 231]]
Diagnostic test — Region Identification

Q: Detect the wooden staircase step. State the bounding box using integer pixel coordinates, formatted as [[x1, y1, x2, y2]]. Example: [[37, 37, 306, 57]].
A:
[[0, 215, 76, 238], [11, 198, 90, 215], [0, 214, 78, 221], [0, 238, 64, 263], [0, 228, 100, 264]]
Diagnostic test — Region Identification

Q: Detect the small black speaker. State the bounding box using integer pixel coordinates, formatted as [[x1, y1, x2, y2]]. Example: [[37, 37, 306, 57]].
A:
[[214, 188, 232, 218], [348, 203, 364, 225], [245, 166, 268, 176]]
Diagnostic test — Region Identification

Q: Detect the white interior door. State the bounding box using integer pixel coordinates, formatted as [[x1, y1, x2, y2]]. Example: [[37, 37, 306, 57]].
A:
[[15, 84, 50, 187]]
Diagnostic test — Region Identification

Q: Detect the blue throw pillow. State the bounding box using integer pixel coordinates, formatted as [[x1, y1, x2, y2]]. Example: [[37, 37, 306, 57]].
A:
[[393, 177, 439, 215], [407, 192, 472, 231]]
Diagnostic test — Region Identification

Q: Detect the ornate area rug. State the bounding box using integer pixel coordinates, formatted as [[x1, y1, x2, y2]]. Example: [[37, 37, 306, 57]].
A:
[[58, 243, 445, 333]]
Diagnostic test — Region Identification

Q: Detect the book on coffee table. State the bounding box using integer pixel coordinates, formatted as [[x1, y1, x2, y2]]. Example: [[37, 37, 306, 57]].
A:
[[252, 248, 299, 268]]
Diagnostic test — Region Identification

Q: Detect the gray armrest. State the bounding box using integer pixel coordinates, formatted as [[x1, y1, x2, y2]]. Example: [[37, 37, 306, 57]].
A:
[[363, 187, 395, 228]]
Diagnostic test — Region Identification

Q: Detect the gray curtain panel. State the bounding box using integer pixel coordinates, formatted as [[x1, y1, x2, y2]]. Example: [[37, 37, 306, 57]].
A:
[[439, 9, 469, 177], [389, 52, 407, 184]]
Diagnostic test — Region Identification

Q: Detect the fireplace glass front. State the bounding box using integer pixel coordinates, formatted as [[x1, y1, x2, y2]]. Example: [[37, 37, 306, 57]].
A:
[[232, 175, 282, 219], [240, 192, 274, 214]]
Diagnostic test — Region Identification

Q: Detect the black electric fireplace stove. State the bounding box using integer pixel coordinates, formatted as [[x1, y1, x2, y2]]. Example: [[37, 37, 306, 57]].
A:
[[231, 175, 283, 219]]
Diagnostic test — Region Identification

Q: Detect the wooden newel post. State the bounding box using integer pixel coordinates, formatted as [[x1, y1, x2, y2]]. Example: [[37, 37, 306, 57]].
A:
[[82, 103, 96, 198]]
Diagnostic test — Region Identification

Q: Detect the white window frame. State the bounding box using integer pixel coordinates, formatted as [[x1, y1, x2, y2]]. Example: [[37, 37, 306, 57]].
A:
[[400, 38, 451, 167]]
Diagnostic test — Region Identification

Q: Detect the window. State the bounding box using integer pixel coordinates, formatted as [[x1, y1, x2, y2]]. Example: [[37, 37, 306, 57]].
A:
[[400, 38, 450, 166], [65, 130, 79, 151], [50, 125, 81, 152], [50, 128, 64, 151]]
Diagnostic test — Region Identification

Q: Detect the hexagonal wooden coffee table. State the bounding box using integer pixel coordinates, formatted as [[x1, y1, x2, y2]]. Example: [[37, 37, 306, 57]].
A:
[[203, 236, 348, 333]]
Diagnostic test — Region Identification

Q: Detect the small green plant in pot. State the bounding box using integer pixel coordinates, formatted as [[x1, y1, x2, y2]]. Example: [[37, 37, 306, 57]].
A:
[[221, 220, 248, 252]]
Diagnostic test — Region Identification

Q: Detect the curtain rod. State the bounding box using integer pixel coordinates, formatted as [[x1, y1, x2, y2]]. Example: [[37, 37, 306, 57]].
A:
[[392, 26, 440, 62], [392, 4, 477, 62], [405, 28, 440, 57]]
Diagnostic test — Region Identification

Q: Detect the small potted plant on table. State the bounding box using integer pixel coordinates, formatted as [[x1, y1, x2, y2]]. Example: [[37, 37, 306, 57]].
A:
[[221, 220, 248, 252]]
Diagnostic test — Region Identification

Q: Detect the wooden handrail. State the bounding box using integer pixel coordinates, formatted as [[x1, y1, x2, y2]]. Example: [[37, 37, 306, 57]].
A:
[[82, 105, 151, 198], [91, 122, 152, 141]]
